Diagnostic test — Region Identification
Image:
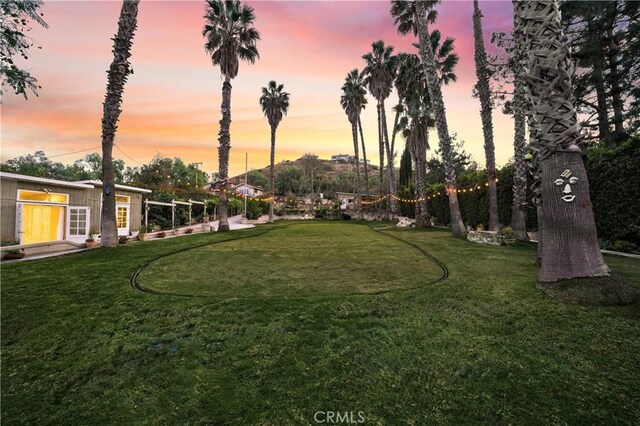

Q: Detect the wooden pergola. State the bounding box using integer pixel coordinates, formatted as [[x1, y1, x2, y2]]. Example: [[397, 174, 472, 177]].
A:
[[143, 198, 211, 230]]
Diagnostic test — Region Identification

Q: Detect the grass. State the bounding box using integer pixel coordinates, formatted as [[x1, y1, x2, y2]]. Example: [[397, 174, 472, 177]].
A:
[[138, 222, 444, 297], [1, 221, 639, 424]]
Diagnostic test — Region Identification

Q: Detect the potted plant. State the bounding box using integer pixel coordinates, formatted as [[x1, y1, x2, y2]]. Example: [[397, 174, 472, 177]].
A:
[[4, 248, 26, 260], [85, 236, 98, 249], [119, 236, 128, 244], [130, 226, 140, 238], [138, 224, 153, 241], [500, 226, 517, 245], [90, 227, 100, 241]]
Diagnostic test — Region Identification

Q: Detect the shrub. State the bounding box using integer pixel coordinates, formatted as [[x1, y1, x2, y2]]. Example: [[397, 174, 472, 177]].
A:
[[500, 226, 516, 240], [611, 240, 637, 253], [586, 137, 640, 245]]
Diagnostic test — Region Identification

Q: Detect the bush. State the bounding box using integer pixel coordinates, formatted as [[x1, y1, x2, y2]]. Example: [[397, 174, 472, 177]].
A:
[[611, 240, 637, 253], [586, 137, 640, 245]]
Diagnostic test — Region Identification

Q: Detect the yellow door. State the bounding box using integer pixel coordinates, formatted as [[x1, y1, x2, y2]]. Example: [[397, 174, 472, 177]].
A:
[[21, 204, 63, 244]]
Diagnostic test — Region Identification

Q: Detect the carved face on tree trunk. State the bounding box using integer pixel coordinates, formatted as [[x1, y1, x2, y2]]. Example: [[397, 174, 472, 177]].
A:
[[555, 169, 579, 203]]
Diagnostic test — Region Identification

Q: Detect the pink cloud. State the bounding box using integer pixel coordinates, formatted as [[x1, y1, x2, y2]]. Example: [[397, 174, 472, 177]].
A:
[[2, 0, 517, 177]]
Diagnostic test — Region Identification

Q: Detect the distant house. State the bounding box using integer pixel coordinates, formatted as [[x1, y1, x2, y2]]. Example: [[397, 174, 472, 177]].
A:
[[331, 154, 351, 163], [0, 172, 151, 246], [331, 154, 370, 165], [233, 183, 265, 197], [205, 180, 265, 197], [335, 192, 355, 210]]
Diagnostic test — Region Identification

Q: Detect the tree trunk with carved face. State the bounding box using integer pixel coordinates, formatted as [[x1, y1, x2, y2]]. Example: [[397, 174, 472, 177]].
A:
[[515, 1, 631, 303], [415, 0, 466, 237], [472, 0, 499, 232], [100, 0, 139, 247]]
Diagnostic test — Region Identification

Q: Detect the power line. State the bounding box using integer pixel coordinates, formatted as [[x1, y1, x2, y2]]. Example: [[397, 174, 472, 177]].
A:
[[48, 146, 100, 158], [113, 144, 144, 165]]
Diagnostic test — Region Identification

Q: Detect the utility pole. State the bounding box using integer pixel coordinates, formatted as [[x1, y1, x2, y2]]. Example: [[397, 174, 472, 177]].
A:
[[310, 166, 318, 213], [244, 152, 248, 218], [192, 162, 203, 187]]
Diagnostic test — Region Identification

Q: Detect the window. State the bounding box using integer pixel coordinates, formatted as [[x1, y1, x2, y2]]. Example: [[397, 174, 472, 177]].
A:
[[115, 195, 130, 203], [69, 208, 88, 236], [117, 207, 128, 228], [17, 190, 68, 204]]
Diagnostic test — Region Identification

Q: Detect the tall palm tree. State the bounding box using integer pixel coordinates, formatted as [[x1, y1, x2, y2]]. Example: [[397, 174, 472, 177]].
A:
[[391, 0, 466, 237], [510, 1, 529, 241], [341, 69, 368, 219], [472, 0, 498, 231], [357, 115, 370, 198], [514, 0, 622, 292], [259, 80, 290, 223], [100, 0, 139, 247], [362, 40, 398, 219], [397, 92, 433, 227], [203, 0, 259, 231]]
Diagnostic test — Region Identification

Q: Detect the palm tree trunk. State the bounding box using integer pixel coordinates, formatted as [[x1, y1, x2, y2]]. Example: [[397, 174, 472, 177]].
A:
[[510, 1, 528, 241], [473, 0, 499, 232], [412, 138, 431, 228], [415, 1, 466, 237], [269, 124, 276, 223], [526, 114, 543, 264], [589, 34, 610, 144], [516, 0, 610, 282], [606, 27, 625, 143], [358, 116, 370, 198], [390, 109, 400, 166], [217, 76, 232, 232], [381, 100, 398, 218], [376, 103, 386, 220], [351, 121, 363, 219], [100, 0, 139, 248]]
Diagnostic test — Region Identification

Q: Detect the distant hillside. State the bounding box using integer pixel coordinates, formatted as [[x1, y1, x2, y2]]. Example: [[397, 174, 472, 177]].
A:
[[253, 157, 378, 179]]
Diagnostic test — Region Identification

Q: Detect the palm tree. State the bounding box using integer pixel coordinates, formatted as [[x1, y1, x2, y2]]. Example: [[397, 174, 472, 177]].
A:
[[259, 80, 290, 223], [100, 0, 139, 247], [397, 92, 433, 227], [203, 0, 259, 231], [514, 0, 626, 295], [472, 0, 498, 231], [357, 115, 370, 198], [391, 0, 466, 237], [341, 69, 368, 219], [510, 1, 529, 241], [362, 40, 398, 219]]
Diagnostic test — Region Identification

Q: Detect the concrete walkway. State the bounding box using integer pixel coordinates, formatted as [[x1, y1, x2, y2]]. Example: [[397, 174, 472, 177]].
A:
[[209, 214, 257, 231]]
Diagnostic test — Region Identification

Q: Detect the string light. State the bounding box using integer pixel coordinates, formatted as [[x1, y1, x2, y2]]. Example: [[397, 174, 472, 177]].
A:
[[360, 178, 500, 205]]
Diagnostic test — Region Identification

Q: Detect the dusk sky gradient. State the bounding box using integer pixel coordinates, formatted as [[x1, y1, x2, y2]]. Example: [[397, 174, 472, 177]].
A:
[[2, 0, 516, 178]]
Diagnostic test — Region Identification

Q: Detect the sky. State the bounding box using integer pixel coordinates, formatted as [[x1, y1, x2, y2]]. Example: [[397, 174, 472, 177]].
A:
[[1, 0, 516, 178]]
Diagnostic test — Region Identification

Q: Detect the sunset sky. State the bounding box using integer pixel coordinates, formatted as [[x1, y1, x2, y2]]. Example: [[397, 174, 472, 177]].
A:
[[2, 0, 516, 178]]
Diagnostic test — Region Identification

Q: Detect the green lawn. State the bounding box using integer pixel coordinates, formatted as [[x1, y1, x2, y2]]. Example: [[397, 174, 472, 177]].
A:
[[138, 222, 444, 297], [2, 221, 639, 424]]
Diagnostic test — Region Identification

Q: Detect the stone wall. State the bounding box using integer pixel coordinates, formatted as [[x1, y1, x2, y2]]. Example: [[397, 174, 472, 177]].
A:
[[467, 230, 504, 246]]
